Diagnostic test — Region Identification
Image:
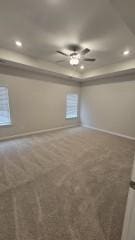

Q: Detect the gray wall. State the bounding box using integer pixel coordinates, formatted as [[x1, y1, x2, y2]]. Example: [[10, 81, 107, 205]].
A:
[[0, 72, 80, 139], [81, 80, 135, 138]]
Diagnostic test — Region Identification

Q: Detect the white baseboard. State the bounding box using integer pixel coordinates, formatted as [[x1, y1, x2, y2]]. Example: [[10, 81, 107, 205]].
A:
[[82, 125, 135, 141], [1, 124, 134, 142], [0, 124, 81, 142]]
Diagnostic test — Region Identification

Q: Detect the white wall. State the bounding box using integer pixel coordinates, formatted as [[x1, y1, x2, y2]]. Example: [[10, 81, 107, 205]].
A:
[[0, 72, 80, 139], [1, 67, 135, 140], [81, 80, 135, 138]]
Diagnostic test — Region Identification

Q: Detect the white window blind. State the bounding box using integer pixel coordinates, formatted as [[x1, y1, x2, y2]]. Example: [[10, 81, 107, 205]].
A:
[[66, 94, 78, 119], [0, 87, 11, 126]]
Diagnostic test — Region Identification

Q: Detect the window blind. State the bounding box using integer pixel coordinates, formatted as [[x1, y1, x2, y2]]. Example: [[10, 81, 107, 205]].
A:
[[66, 94, 78, 119], [0, 87, 11, 126]]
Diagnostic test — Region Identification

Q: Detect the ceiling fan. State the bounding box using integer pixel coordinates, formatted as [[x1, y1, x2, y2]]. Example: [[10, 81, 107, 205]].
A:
[[56, 44, 96, 66]]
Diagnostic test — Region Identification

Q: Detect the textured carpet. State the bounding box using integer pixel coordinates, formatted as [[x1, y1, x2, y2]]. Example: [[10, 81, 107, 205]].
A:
[[0, 127, 134, 240]]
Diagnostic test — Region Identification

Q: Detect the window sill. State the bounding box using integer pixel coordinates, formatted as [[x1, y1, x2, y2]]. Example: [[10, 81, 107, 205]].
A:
[[65, 117, 78, 120], [0, 122, 12, 127]]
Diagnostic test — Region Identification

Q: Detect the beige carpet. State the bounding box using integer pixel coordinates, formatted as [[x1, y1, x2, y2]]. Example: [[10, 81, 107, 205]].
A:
[[0, 127, 135, 240]]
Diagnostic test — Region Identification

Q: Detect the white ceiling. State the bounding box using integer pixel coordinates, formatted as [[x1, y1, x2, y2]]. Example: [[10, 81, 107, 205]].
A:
[[0, 0, 135, 79]]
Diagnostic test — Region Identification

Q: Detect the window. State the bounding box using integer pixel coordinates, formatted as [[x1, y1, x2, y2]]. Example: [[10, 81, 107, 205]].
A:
[[0, 87, 11, 126], [66, 94, 78, 119]]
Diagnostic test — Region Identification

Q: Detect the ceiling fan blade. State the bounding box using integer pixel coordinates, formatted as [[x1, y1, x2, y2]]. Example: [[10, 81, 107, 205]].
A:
[[84, 58, 96, 62], [56, 50, 68, 56], [56, 60, 66, 63], [81, 48, 90, 55]]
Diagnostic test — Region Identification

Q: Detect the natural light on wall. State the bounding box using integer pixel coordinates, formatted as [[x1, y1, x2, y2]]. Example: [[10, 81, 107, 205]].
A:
[[66, 94, 78, 119], [0, 87, 11, 126]]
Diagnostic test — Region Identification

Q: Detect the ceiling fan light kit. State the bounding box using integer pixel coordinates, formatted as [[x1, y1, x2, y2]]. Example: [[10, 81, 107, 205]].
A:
[[56, 45, 96, 67], [70, 55, 80, 66]]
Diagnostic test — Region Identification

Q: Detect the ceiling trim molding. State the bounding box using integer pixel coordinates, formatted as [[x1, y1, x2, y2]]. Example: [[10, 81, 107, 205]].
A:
[[81, 68, 135, 86], [0, 53, 135, 87], [82, 58, 135, 80], [0, 48, 80, 80], [0, 64, 80, 87]]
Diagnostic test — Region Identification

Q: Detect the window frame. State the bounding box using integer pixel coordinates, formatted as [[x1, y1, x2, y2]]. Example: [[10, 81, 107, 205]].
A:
[[0, 85, 12, 127], [65, 93, 79, 120]]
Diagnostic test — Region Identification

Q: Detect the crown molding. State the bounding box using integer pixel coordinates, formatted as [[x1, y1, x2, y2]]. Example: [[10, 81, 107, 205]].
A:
[[81, 68, 135, 86], [0, 48, 135, 86], [0, 62, 80, 86], [0, 48, 80, 80]]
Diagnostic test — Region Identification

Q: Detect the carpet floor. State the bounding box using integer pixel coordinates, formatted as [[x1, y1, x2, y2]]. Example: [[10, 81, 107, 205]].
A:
[[0, 127, 135, 240]]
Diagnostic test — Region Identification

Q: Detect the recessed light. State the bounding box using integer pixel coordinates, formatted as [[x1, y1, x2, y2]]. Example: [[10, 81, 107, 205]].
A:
[[123, 50, 130, 56], [80, 65, 84, 70], [15, 40, 22, 47]]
